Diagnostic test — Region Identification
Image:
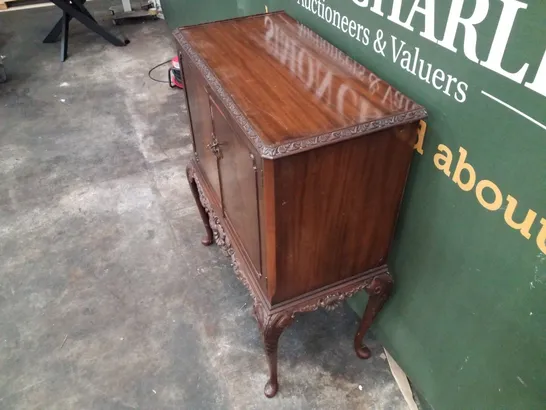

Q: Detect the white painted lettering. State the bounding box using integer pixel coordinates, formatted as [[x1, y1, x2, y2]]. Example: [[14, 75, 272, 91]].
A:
[[418, 60, 432, 83], [325, 6, 333, 23], [443, 74, 458, 96], [387, 0, 406, 27], [349, 19, 357, 37], [432, 68, 446, 90], [480, 0, 529, 83], [341, 15, 349, 33], [455, 81, 468, 103], [318, 0, 325, 18], [411, 47, 420, 75], [397, 0, 439, 43], [356, 23, 364, 41], [437, 0, 489, 63], [391, 36, 406, 62], [401, 51, 413, 72], [525, 49, 546, 97], [352, 0, 385, 17], [362, 28, 370, 45], [333, 10, 342, 29]]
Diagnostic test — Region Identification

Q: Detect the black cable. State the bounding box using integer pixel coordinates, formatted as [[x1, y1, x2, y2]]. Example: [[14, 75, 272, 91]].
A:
[[148, 59, 171, 83]]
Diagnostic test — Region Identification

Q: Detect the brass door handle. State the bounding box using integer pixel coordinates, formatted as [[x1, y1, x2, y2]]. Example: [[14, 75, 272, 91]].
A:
[[206, 136, 224, 158]]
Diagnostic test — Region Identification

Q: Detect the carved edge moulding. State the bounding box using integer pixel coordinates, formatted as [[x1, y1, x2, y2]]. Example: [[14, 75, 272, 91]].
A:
[[186, 160, 394, 397], [173, 29, 427, 159]]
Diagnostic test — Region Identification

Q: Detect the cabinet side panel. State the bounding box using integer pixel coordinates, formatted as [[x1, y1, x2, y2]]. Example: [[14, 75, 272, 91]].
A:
[[272, 124, 418, 303]]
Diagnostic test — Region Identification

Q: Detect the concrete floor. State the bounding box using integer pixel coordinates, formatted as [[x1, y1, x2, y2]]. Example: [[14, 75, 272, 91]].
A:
[[0, 6, 407, 409]]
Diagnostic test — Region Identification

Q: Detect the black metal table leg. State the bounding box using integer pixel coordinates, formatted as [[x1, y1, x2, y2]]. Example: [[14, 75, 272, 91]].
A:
[[45, 0, 128, 60], [43, 0, 95, 43], [49, 0, 127, 46], [72, 0, 97, 21], [44, 17, 68, 43], [60, 11, 69, 61]]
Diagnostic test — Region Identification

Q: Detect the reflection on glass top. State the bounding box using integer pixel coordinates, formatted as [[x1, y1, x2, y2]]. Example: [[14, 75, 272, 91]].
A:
[[182, 12, 422, 145]]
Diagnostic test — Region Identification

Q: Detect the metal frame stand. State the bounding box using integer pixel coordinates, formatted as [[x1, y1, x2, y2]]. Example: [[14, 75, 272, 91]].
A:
[[43, 0, 129, 61], [109, 0, 158, 25]]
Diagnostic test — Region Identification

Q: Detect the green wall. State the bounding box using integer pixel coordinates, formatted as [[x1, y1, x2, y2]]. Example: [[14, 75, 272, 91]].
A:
[[161, 0, 276, 27], [164, 1, 546, 409]]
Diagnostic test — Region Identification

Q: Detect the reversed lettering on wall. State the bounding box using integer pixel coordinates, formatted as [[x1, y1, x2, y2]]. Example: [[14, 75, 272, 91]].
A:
[[264, 15, 420, 122], [296, 0, 546, 131]]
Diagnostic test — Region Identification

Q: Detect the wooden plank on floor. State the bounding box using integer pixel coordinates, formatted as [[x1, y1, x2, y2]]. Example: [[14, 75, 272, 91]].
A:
[[4, 0, 46, 3], [0, 0, 50, 11]]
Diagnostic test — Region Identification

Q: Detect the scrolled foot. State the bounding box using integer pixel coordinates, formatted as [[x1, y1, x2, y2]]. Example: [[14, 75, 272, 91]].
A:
[[201, 235, 213, 246], [264, 379, 278, 398], [355, 344, 371, 360]]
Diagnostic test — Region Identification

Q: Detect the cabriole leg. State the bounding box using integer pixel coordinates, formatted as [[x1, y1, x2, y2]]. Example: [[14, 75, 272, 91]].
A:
[[186, 164, 214, 246], [254, 304, 294, 398], [354, 273, 394, 359]]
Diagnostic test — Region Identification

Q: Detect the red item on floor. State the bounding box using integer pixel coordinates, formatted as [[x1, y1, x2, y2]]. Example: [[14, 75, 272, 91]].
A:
[[169, 56, 184, 89]]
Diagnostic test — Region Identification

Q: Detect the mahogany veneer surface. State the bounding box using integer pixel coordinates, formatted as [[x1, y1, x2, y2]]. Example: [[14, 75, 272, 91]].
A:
[[180, 12, 424, 145]]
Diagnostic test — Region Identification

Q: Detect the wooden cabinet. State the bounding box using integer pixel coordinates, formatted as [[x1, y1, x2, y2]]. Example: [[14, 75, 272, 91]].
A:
[[175, 11, 427, 398]]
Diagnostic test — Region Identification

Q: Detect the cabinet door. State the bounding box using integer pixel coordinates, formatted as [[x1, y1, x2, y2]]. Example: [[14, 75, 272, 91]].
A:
[[181, 55, 221, 200], [209, 97, 262, 274]]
